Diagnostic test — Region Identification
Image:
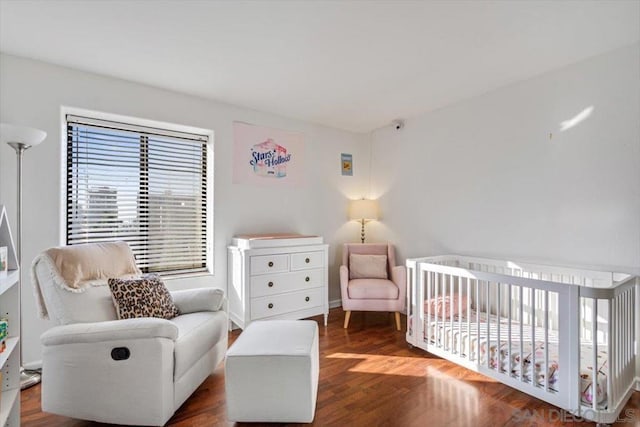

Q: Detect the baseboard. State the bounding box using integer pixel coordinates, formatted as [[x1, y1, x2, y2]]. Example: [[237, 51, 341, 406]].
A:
[[635, 376, 640, 391]]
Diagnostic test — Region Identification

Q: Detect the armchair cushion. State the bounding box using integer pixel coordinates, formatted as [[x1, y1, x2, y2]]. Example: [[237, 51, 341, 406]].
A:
[[108, 275, 180, 320], [347, 278, 399, 299], [349, 254, 388, 279]]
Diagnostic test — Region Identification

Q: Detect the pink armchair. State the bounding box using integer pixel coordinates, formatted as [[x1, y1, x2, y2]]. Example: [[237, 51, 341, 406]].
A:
[[340, 243, 406, 330]]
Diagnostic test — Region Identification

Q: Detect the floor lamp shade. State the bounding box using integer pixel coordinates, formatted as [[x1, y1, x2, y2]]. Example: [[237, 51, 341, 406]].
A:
[[0, 123, 47, 147], [1, 122, 47, 390]]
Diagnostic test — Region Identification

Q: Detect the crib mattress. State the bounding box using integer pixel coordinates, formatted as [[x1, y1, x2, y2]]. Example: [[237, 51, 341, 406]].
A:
[[421, 310, 608, 406]]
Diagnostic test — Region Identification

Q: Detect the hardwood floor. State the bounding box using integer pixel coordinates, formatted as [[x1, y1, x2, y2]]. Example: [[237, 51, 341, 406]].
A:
[[21, 308, 640, 427]]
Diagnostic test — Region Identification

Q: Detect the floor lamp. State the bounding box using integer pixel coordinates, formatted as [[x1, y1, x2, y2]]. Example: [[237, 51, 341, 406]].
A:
[[0, 123, 47, 390]]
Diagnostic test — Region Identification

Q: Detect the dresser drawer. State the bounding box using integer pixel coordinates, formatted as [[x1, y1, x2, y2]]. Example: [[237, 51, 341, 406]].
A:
[[250, 269, 323, 298], [251, 288, 323, 320], [291, 251, 324, 271], [250, 254, 289, 275]]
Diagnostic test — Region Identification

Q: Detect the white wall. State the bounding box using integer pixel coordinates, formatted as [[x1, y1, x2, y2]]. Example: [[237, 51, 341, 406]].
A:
[[370, 43, 640, 275], [0, 53, 371, 365]]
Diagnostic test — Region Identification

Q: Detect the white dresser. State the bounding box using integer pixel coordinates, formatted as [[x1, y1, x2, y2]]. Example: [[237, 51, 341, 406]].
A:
[[227, 234, 329, 330]]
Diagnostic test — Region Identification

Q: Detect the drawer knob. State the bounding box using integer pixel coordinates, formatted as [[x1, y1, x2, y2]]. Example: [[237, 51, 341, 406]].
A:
[[268, 303, 274, 309], [268, 261, 274, 267], [268, 281, 274, 288], [305, 257, 310, 263], [305, 296, 310, 302], [305, 276, 310, 282]]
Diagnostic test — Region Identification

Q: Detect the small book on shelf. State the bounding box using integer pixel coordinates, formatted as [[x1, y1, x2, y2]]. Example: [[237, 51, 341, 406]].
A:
[[0, 318, 7, 353], [0, 246, 7, 278]]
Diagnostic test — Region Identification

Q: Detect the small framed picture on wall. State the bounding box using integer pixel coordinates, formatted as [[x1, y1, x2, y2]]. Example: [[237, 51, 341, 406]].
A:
[[341, 153, 353, 176]]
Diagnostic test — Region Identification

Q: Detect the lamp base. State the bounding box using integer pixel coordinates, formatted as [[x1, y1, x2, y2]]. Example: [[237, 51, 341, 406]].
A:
[[20, 367, 41, 390]]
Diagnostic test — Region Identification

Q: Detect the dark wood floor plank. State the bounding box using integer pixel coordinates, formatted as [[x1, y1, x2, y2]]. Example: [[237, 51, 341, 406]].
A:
[[21, 309, 640, 426]]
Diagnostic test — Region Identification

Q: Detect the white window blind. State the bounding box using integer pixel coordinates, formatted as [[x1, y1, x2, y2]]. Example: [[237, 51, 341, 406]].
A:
[[66, 114, 209, 275]]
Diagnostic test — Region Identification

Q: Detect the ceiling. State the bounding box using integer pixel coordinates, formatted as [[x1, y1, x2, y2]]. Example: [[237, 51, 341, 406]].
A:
[[1, 0, 638, 133]]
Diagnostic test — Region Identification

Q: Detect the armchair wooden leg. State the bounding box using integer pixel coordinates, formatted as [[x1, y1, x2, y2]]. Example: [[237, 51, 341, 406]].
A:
[[394, 312, 401, 331], [343, 311, 351, 329]]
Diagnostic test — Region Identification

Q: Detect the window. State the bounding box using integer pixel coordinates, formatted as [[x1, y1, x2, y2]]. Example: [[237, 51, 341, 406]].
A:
[[65, 114, 210, 275]]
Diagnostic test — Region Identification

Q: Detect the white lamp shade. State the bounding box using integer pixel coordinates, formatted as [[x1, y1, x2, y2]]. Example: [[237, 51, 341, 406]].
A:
[[0, 123, 47, 146], [349, 199, 378, 221]]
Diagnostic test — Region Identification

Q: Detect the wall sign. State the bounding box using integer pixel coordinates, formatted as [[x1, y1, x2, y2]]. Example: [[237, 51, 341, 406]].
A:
[[233, 122, 305, 186]]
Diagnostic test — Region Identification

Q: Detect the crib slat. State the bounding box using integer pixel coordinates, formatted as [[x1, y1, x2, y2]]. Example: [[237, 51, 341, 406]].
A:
[[426, 271, 432, 345], [436, 272, 440, 347], [467, 277, 471, 360], [616, 292, 620, 392], [439, 274, 451, 351], [621, 290, 625, 403], [486, 280, 491, 369], [591, 298, 597, 411], [619, 289, 626, 402], [497, 282, 501, 373], [615, 292, 620, 404], [476, 280, 480, 364], [627, 288, 632, 386], [611, 294, 617, 405], [519, 285, 524, 383], [629, 288, 635, 395], [627, 288, 633, 397], [581, 279, 587, 341], [458, 277, 463, 356], [508, 284, 512, 378], [544, 290, 549, 391], [616, 292, 633, 388], [531, 288, 536, 387], [449, 274, 454, 353]]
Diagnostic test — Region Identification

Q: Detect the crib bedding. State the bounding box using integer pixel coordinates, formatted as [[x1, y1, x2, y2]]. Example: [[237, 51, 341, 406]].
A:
[[421, 309, 608, 406]]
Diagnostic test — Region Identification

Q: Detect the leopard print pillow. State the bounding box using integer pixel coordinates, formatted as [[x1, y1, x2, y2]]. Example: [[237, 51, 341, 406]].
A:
[[108, 274, 180, 320]]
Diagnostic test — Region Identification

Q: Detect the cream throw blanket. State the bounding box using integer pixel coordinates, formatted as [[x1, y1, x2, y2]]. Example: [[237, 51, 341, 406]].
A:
[[31, 241, 141, 319]]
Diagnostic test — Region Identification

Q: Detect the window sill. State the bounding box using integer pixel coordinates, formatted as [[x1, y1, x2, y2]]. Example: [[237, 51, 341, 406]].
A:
[[160, 270, 213, 281]]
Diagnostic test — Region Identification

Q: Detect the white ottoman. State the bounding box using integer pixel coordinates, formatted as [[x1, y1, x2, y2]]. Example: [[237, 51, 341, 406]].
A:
[[225, 320, 320, 423]]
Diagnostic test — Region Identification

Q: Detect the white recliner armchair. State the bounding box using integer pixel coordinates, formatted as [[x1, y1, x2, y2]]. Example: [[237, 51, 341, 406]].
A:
[[31, 241, 228, 426]]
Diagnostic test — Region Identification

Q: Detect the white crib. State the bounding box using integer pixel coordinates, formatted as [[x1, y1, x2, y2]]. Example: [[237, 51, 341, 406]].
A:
[[406, 255, 638, 424]]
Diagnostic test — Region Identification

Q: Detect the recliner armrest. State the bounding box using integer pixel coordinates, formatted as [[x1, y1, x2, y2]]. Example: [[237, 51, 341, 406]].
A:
[[41, 317, 178, 346], [171, 287, 225, 314]]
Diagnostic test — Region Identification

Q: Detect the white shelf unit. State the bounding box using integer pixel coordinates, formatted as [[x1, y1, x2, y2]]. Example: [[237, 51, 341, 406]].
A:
[[0, 205, 20, 427], [0, 389, 19, 427], [0, 271, 19, 297]]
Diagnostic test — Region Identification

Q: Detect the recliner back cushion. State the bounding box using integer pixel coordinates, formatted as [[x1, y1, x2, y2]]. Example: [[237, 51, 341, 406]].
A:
[[45, 241, 140, 289], [34, 242, 141, 325], [35, 257, 118, 324]]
